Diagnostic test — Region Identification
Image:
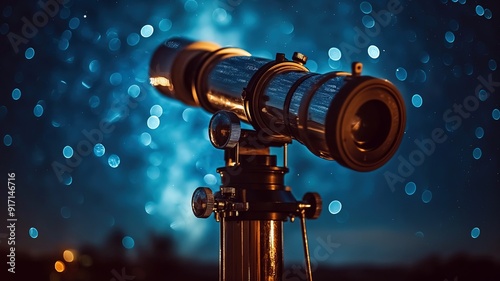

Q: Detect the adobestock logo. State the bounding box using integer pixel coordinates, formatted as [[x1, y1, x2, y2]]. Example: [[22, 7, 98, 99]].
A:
[[384, 73, 500, 192], [110, 267, 135, 281], [283, 235, 340, 281], [6, 0, 67, 54], [338, 0, 404, 63]]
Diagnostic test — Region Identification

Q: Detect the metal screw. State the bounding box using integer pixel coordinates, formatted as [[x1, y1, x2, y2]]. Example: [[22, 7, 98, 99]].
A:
[[292, 52, 307, 65]]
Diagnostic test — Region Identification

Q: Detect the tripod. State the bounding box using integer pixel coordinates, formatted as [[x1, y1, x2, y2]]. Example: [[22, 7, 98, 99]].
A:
[[191, 111, 322, 281]]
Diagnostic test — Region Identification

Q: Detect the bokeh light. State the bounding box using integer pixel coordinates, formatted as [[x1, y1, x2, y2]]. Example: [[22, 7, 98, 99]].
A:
[[89, 60, 100, 73], [69, 17, 80, 29], [184, 0, 198, 12], [122, 236, 135, 249], [489, 59, 497, 71], [89, 96, 100, 108], [29, 227, 39, 239], [140, 132, 152, 146], [63, 146, 73, 158], [395, 67, 407, 81], [159, 18, 172, 31], [108, 154, 121, 168], [444, 31, 455, 43], [203, 174, 217, 185], [328, 47, 341, 61], [63, 250, 75, 262], [359, 2, 372, 14], [421, 190, 432, 203], [475, 127, 484, 139], [405, 182, 417, 196], [483, 8, 492, 19], [108, 38, 121, 51], [362, 15, 375, 28], [3, 134, 12, 146], [420, 52, 430, 63], [11, 88, 21, 100], [55, 261, 65, 272], [140, 24, 154, 38], [493, 109, 500, 120], [127, 33, 140, 46], [33, 104, 44, 117], [328, 200, 342, 215], [478, 89, 489, 101], [367, 45, 380, 59], [150, 105, 163, 117], [94, 143, 105, 157], [475, 5, 484, 16], [411, 94, 423, 108], [471, 227, 480, 238], [60, 206, 71, 219], [25, 47, 35, 59], [145, 201, 156, 215], [128, 84, 141, 98], [147, 116, 160, 129], [109, 72, 122, 85], [473, 147, 482, 160]]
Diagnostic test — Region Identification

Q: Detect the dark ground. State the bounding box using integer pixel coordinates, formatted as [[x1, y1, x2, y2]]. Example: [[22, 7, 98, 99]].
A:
[[2, 233, 499, 281]]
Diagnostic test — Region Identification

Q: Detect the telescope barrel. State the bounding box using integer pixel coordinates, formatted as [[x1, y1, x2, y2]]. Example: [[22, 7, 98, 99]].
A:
[[150, 37, 406, 171]]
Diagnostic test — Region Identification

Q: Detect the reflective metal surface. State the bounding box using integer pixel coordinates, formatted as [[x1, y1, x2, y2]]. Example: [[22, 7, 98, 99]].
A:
[[261, 71, 311, 135], [191, 187, 215, 218], [221, 220, 283, 281], [150, 37, 406, 171], [149, 37, 219, 105], [209, 111, 242, 149], [206, 56, 270, 121]]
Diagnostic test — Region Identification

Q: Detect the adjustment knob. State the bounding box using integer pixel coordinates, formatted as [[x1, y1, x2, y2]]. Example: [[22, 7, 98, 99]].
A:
[[292, 52, 307, 65], [209, 110, 241, 149], [351, 62, 363, 76], [192, 187, 215, 218], [302, 192, 322, 219]]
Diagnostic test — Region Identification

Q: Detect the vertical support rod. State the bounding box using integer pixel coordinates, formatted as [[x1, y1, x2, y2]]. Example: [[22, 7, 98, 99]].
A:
[[283, 143, 288, 168], [219, 216, 225, 281], [300, 210, 313, 281], [221, 220, 283, 281]]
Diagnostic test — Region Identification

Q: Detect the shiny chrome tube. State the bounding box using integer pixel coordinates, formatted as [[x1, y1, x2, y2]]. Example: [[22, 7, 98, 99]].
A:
[[150, 37, 406, 171], [221, 220, 283, 281]]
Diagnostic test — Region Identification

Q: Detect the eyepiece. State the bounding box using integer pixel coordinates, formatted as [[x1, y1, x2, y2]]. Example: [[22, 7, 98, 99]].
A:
[[149, 38, 231, 106]]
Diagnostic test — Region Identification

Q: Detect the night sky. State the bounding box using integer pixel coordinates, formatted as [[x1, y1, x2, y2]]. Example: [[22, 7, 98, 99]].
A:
[[0, 0, 499, 277]]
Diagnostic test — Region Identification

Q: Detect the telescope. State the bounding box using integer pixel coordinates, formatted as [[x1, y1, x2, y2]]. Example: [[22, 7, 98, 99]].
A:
[[150, 37, 406, 281]]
